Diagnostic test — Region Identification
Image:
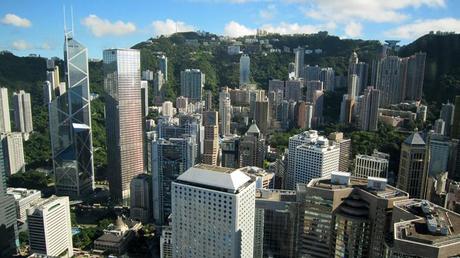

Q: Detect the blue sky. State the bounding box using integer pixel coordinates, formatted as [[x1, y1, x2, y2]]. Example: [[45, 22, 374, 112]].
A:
[[1, 0, 460, 58]]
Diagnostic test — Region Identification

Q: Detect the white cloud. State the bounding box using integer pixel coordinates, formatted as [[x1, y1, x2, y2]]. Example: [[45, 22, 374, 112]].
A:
[[151, 19, 195, 36], [384, 17, 460, 39], [224, 21, 257, 37], [1, 13, 31, 28], [224, 21, 336, 37], [40, 42, 52, 50], [11, 40, 32, 50], [82, 15, 136, 37], [301, 0, 446, 23], [344, 21, 363, 38], [259, 5, 276, 20]]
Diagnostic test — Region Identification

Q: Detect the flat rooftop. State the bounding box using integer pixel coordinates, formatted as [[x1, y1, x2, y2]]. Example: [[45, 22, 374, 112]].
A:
[[308, 176, 408, 199], [394, 199, 460, 246]]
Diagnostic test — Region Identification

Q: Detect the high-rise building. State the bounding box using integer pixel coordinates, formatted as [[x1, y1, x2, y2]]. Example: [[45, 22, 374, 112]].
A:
[[104, 49, 144, 203], [219, 87, 232, 136], [328, 132, 351, 172], [161, 101, 174, 117], [434, 118, 446, 135], [440, 101, 455, 137], [354, 152, 389, 179], [426, 133, 452, 177], [293, 135, 339, 187], [294, 47, 305, 79], [240, 122, 266, 168], [176, 96, 188, 113], [254, 98, 269, 135], [347, 74, 359, 98], [1, 133, 25, 176], [386, 199, 460, 258], [140, 80, 149, 117], [397, 132, 428, 198], [239, 54, 250, 86], [152, 137, 196, 225], [268, 79, 284, 93], [49, 31, 94, 197], [452, 96, 460, 139], [153, 70, 165, 105], [286, 130, 319, 189], [285, 79, 303, 101], [0, 140, 18, 257], [403, 52, 426, 101], [205, 90, 213, 111], [376, 56, 403, 106], [7, 187, 41, 231], [180, 69, 205, 102], [172, 164, 256, 258], [141, 69, 154, 81], [27, 196, 73, 257], [305, 65, 321, 81], [160, 226, 172, 258], [221, 135, 241, 168], [159, 55, 168, 82], [254, 189, 299, 258], [360, 86, 380, 131], [130, 174, 151, 223], [319, 67, 335, 91], [297, 173, 409, 258], [0, 87, 11, 133], [12, 90, 33, 134], [43, 81, 53, 105], [202, 111, 219, 165]]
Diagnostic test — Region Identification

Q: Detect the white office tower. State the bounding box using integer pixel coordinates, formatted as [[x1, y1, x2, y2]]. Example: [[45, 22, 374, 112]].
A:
[[286, 130, 320, 189], [12, 90, 33, 134], [353, 153, 389, 179], [180, 69, 205, 102], [159, 55, 168, 81], [294, 47, 304, 79], [27, 196, 73, 257], [162, 101, 174, 117], [0, 87, 11, 133], [43, 81, 53, 105], [219, 88, 232, 136], [239, 54, 250, 86], [293, 136, 340, 187], [172, 164, 256, 258]]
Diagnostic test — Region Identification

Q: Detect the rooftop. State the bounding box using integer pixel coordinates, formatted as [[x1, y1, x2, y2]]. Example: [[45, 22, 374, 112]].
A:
[[176, 164, 252, 192], [394, 199, 460, 246], [404, 132, 426, 146], [7, 188, 41, 200], [307, 176, 408, 199]]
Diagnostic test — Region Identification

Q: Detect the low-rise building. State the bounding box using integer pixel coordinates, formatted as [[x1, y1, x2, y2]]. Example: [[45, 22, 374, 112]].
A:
[[94, 217, 141, 255]]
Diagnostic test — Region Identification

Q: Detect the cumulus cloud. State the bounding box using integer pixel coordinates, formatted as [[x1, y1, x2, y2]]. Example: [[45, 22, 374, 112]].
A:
[[384, 17, 460, 39], [259, 5, 276, 20], [224, 21, 257, 37], [82, 15, 136, 37], [151, 19, 195, 36], [344, 21, 363, 38], [11, 40, 32, 50], [224, 21, 336, 37], [1, 13, 31, 28], [302, 0, 446, 23]]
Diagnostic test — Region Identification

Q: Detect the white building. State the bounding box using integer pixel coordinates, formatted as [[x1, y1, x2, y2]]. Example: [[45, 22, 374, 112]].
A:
[[0, 87, 11, 133], [12, 90, 33, 134], [1, 132, 25, 176], [162, 101, 175, 117], [239, 54, 250, 86], [7, 188, 41, 227], [27, 196, 73, 257], [160, 226, 173, 258], [353, 153, 389, 179], [219, 88, 232, 136], [172, 164, 256, 258], [286, 130, 320, 190], [293, 137, 340, 186]]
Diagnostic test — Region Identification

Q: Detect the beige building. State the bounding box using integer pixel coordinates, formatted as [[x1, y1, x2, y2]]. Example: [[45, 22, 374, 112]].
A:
[[202, 111, 219, 165]]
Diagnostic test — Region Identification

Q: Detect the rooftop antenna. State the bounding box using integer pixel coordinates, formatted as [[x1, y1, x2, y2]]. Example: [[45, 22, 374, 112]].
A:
[[70, 5, 74, 37], [63, 5, 67, 35]]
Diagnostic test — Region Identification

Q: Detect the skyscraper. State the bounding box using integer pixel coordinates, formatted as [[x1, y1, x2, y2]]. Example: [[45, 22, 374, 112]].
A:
[[397, 132, 428, 198], [328, 132, 351, 172], [440, 101, 455, 137], [221, 135, 240, 168], [254, 98, 269, 135], [294, 47, 304, 79], [172, 164, 256, 258], [49, 31, 94, 197], [153, 70, 165, 105], [104, 49, 144, 203], [0, 87, 11, 133], [0, 139, 18, 257], [354, 152, 389, 179], [452, 96, 460, 139], [12, 90, 33, 134], [180, 69, 205, 102], [240, 122, 266, 168], [239, 54, 250, 86], [359, 86, 380, 131], [319, 67, 335, 91], [202, 111, 219, 165], [403, 52, 426, 101], [219, 87, 232, 136], [27, 196, 73, 257], [152, 137, 196, 225], [159, 55, 168, 82], [376, 56, 403, 106], [286, 130, 319, 189], [130, 174, 151, 223], [1, 133, 25, 176]]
